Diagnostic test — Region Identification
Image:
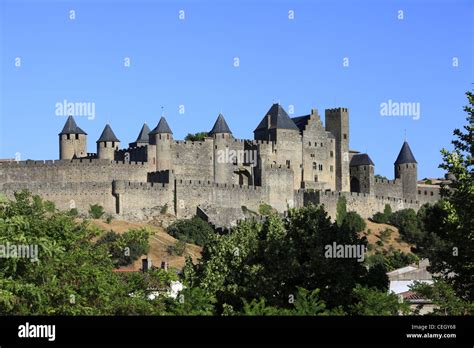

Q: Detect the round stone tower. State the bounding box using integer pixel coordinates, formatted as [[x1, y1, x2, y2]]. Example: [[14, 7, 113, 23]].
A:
[[59, 116, 87, 160], [150, 117, 173, 171], [97, 124, 120, 160], [394, 141, 418, 201], [210, 113, 232, 184]]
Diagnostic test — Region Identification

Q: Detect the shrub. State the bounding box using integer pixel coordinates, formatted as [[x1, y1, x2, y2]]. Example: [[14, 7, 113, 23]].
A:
[[96, 228, 151, 266], [89, 204, 105, 219], [67, 208, 79, 217], [160, 204, 168, 214], [106, 214, 113, 224], [341, 211, 366, 233], [380, 228, 392, 242], [167, 216, 214, 246], [168, 240, 186, 256], [376, 240, 384, 247], [258, 203, 274, 216]]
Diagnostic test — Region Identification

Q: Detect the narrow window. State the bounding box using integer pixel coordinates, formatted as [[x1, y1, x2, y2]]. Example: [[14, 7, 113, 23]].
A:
[[343, 134, 347, 140], [330, 165, 333, 172], [75, 134, 79, 140], [330, 151, 334, 157], [313, 162, 317, 170]]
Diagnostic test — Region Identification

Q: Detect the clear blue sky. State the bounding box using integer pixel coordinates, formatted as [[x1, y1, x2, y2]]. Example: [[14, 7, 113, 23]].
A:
[[0, 0, 472, 179]]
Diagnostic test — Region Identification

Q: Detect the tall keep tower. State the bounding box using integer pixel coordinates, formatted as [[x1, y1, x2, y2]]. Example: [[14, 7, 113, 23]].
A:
[[394, 141, 418, 201], [97, 124, 120, 160], [59, 116, 87, 160], [210, 113, 232, 184], [325, 108, 350, 192], [150, 117, 173, 172]]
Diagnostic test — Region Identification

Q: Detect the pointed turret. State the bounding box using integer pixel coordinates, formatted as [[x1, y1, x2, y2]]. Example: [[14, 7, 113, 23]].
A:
[[97, 124, 120, 160], [59, 115, 87, 135], [394, 141, 418, 201], [136, 123, 151, 143], [97, 124, 120, 143], [209, 113, 232, 135], [149, 117, 173, 135], [394, 141, 417, 165], [150, 117, 173, 171], [59, 116, 87, 160]]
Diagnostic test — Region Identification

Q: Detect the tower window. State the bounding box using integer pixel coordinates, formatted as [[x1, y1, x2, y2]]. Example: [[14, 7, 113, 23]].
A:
[[424, 191, 427, 195], [313, 162, 317, 169], [67, 134, 70, 140], [406, 164, 409, 168], [167, 134, 170, 140], [286, 160, 291, 166], [320, 143, 323, 147], [309, 142, 311, 146], [418, 190, 421, 194], [222, 134, 224, 139], [330, 151, 334, 157], [75, 134, 79, 140], [319, 164, 323, 171], [330, 165, 333, 172], [343, 134, 347, 140], [430, 191, 434, 196]]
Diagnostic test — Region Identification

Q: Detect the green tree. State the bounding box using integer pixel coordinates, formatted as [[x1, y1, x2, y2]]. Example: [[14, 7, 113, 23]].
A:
[[350, 285, 409, 315], [336, 196, 347, 226], [410, 279, 473, 315], [185, 132, 209, 141], [166, 216, 214, 246], [341, 211, 366, 233], [421, 91, 474, 301]]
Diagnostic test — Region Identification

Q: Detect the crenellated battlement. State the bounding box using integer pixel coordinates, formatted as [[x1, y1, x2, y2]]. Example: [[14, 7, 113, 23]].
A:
[[0, 158, 146, 167], [175, 178, 265, 192]]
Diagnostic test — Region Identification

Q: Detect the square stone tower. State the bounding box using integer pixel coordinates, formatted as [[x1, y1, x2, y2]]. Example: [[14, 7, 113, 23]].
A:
[[325, 108, 350, 192]]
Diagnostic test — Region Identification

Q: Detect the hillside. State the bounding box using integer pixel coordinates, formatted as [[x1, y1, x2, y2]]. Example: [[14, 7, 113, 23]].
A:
[[359, 219, 413, 255], [86, 218, 202, 272]]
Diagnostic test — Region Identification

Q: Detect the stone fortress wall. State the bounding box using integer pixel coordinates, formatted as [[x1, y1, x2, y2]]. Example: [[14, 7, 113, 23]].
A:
[[0, 104, 443, 226]]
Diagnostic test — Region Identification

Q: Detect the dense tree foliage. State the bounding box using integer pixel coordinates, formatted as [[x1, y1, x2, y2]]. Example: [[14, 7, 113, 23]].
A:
[[184, 132, 209, 141], [166, 216, 214, 246]]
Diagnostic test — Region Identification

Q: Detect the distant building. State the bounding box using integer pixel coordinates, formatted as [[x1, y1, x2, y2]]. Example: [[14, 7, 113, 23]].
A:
[[387, 259, 435, 314]]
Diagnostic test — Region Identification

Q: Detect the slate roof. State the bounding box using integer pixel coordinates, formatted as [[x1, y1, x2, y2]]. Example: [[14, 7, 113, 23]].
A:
[[291, 115, 311, 133], [255, 104, 299, 132], [59, 116, 87, 135], [97, 124, 120, 142], [135, 123, 151, 143], [395, 141, 417, 164], [209, 113, 232, 134], [350, 153, 375, 166], [149, 117, 173, 135]]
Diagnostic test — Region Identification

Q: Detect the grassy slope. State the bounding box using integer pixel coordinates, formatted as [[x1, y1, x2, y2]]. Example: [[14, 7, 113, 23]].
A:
[[86, 219, 202, 271]]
